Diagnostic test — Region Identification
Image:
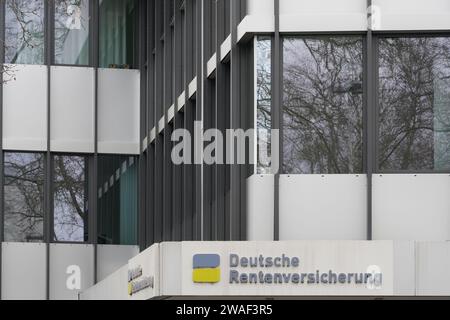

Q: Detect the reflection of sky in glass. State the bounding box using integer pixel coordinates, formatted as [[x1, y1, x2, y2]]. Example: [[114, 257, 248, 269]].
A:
[[4, 153, 45, 242], [283, 36, 364, 174], [256, 37, 272, 174], [53, 155, 88, 242], [55, 0, 90, 65], [378, 37, 450, 171], [5, 0, 45, 64]]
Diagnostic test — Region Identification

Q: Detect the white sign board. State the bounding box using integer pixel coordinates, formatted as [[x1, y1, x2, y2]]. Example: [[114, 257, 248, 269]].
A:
[[179, 241, 394, 296]]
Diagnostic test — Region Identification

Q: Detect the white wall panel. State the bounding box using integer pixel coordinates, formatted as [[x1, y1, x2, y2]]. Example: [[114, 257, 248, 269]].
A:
[[98, 68, 140, 155], [279, 175, 367, 241], [373, 175, 450, 241], [50, 66, 95, 153], [80, 265, 129, 300], [279, 0, 367, 31], [247, 0, 274, 15], [393, 241, 416, 296], [239, 1, 275, 42], [3, 64, 47, 151], [49, 244, 94, 300], [246, 175, 274, 241], [373, 0, 450, 30], [416, 242, 450, 296], [1, 243, 46, 300], [97, 245, 139, 282]]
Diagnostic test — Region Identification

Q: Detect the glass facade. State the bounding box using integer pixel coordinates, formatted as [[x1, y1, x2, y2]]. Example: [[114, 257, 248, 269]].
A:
[[54, 0, 90, 65], [53, 155, 89, 242], [282, 36, 364, 174], [5, 0, 45, 64], [4, 153, 45, 242], [99, 0, 138, 69], [377, 37, 450, 172], [256, 37, 272, 174], [97, 155, 137, 245], [4, 0, 139, 69]]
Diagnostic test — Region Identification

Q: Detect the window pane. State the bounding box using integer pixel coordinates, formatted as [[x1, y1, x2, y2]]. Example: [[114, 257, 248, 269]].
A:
[[97, 155, 137, 245], [283, 36, 364, 174], [55, 0, 90, 65], [256, 37, 272, 174], [5, 0, 45, 64], [378, 37, 450, 171], [53, 155, 88, 242], [99, 0, 138, 69], [4, 153, 45, 242]]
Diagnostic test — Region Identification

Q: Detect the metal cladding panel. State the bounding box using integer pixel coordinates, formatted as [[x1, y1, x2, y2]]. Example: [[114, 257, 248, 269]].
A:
[[2, 64, 48, 151], [247, 0, 274, 15], [80, 265, 129, 300], [246, 175, 274, 241], [279, 0, 367, 31], [393, 241, 416, 296], [98, 68, 140, 155], [50, 66, 95, 153], [373, 0, 450, 31], [49, 244, 94, 300], [416, 242, 450, 296], [1, 242, 47, 300], [97, 245, 139, 282], [279, 175, 367, 241], [373, 174, 450, 241]]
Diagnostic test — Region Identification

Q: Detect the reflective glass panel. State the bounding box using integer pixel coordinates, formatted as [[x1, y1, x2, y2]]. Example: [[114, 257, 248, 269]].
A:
[[99, 0, 138, 69], [378, 37, 450, 171], [4, 153, 45, 242], [5, 0, 45, 64], [283, 36, 364, 174], [53, 155, 89, 242], [256, 37, 272, 174], [55, 0, 90, 65], [97, 155, 137, 245]]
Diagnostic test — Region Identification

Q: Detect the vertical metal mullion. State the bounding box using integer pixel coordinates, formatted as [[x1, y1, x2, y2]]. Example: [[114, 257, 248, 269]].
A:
[[162, 0, 172, 242], [0, 0, 5, 301], [153, 0, 163, 244], [215, 0, 225, 242], [146, 0, 155, 248], [366, 0, 374, 241], [92, 0, 99, 284], [182, 0, 193, 241], [202, 0, 212, 241], [172, 0, 183, 242], [273, 0, 281, 242], [138, 0, 147, 251], [194, 0, 203, 241], [44, 0, 53, 300], [229, 0, 245, 241]]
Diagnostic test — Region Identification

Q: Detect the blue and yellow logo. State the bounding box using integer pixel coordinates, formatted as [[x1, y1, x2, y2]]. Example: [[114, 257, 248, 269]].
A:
[[193, 254, 220, 283]]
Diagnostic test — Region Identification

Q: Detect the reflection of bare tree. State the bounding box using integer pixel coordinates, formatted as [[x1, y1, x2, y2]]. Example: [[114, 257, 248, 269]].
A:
[[378, 37, 450, 171], [4, 153, 45, 242], [5, 0, 45, 65], [283, 37, 363, 174], [3, 0, 88, 77], [257, 38, 272, 173], [53, 155, 88, 242]]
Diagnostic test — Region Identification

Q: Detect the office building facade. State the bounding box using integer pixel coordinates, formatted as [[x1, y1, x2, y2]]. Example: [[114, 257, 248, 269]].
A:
[[0, 0, 450, 299]]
